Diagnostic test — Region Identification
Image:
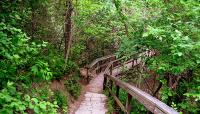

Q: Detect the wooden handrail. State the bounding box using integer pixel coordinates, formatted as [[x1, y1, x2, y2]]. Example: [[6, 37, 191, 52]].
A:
[[86, 54, 115, 69], [83, 54, 116, 83], [105, 74, 178, 114], [85, 49, 156, 77], [102, 50, 179, 114], [83, 50, 179, 113]]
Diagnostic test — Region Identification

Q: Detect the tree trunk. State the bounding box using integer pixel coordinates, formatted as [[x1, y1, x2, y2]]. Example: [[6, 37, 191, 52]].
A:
[[64, 0, 73, 61], [30, 4, 36, 39]]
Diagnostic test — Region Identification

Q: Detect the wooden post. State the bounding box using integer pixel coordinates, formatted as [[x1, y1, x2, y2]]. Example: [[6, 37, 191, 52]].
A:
[[116, 85, 119, 97], [132, 60, 134, 68], [86, 67, 89, 84], [109, 80, 113, 97], [103, 74, 107, 90], [96, 62, 99, 74], [115, 85, 120, 112], [125, 93, 132, 114], [110, 64, 113, 75], [99, 61, 102, 73], [148, 50, 150, 57]]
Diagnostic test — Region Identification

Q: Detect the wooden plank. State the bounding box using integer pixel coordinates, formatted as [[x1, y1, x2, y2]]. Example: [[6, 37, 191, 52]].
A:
[[104, 62, 113, 74], [87, 54, 115, 68], [154, 107, 165, 114], [110, 64, 113, 75], [107, 75, 179, 114], [116, 85, 119, 97], [108, 87, 127, 113], [103, 74, 107, 90], [125, 93, 132, 114], [109, 80, 113, 97], [86, 68, 89, 83]]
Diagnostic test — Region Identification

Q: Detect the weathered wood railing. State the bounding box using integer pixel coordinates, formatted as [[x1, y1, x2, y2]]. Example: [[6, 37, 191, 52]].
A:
[[102, 51, 179, 114], [81, 50, 178, 113], [81, 54, 116, 82]]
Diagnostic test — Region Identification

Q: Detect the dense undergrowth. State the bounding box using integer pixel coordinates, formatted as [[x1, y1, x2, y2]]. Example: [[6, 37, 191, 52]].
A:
[[0, 1, 82, 113], [0, 23, 81, 113], [0, 19, 82, 113]]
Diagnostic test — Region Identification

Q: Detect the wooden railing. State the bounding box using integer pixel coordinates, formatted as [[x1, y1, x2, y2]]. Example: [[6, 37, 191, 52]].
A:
[[82, 54, 116, 82], [102, 53, 179, 114], [83, 50, 178, 114]]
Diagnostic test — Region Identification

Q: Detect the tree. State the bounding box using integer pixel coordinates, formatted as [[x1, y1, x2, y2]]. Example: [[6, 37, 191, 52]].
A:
[[64, 0, 73, 60]]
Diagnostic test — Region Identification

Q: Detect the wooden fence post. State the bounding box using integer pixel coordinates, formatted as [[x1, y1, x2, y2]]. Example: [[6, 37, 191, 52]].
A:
[[115, 85, 120, 112], [96, 62, 99, 74], [116, 85, 120, 97], [99, 61, 102, 73], [109, 80, 113, 97], [125, 93, 132, 114], [132, 60, 134, 68], [86, 67, 89, 83], [103, 74, 107, 90]]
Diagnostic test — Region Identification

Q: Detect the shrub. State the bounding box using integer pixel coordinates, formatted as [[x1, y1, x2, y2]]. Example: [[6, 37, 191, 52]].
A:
[[54, 90, 68, 113], [31, 60, 53, 81], [37, 45, 78, 79], [0, 82, 58, 114], [64, 74, 81, 99]]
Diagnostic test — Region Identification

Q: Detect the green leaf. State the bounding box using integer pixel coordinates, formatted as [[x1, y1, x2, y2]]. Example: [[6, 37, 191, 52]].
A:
[[34, 106, 39, 113], [39, 103, 46, 110], [31, 98, 38, 104], [177, 52, 183, 56], [24, 95, 30, 102]]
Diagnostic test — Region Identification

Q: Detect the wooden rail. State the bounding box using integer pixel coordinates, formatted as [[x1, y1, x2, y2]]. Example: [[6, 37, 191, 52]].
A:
[[82, 54, 116, 83], [83, 50, 178, 114], [102, 52, 179, 114]]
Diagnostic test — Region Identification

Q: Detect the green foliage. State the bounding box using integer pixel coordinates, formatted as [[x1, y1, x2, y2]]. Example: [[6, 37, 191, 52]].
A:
[[0, 1, 78, 113], [0, 82, 58, 114], [31, 60, 53, 80], [116, 0, 200, 113], [103, 90, 114, 113], [64, 74, 81, 99], [0, 20, 70, 85], [176, 74, 200, 113], [0, 82, 27, 114], [0, 22, 45, 87], [29, 83, 53, 101], [104, 86, 146, 113], [0, 21, 77, 83], [73, 0, 119, 62], [54, 90, 68, 113], [118, 89, 146, 113], [70, 43, 86, 61], [34, 45, 79, 79], [27, 97, 58, 114]]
